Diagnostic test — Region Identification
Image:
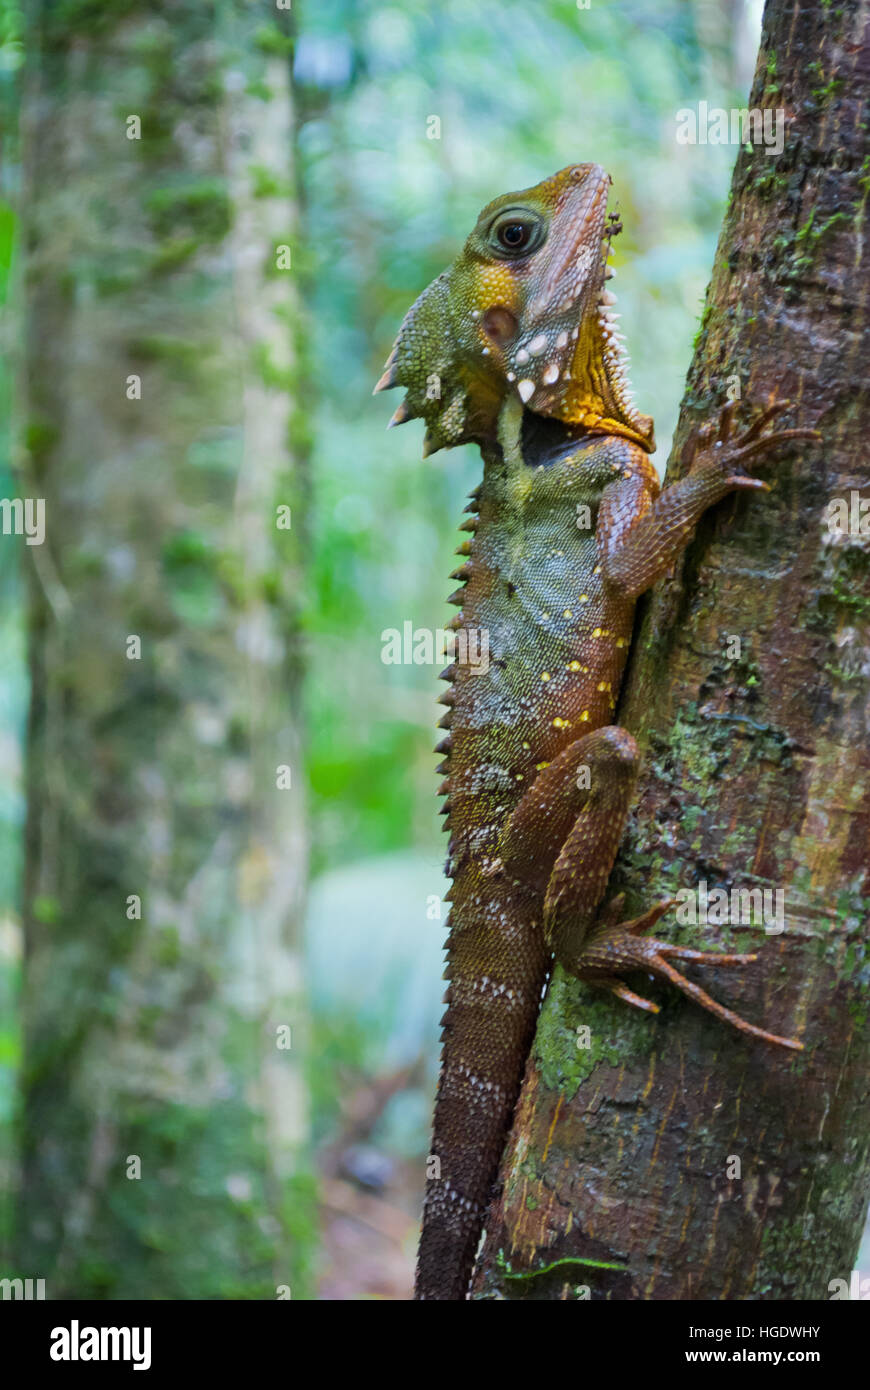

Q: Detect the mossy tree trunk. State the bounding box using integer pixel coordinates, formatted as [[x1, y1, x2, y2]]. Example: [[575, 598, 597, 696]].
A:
[[15, 2, 312, 1298], [475, 0, 869, 1300]]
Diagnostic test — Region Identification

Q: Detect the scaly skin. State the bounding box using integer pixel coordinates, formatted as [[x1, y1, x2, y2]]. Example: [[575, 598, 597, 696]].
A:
[[375, 165, 817, 1301]]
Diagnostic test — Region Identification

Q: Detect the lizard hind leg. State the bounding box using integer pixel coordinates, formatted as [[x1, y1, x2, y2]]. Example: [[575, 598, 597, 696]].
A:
[[520, 751, 805, 1052], [499, 727, 804, 1052]]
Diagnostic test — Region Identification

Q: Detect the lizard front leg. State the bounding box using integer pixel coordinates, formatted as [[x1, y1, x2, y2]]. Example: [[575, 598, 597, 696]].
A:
[[498, 729, 803, 1051], [598, 402, 819, 599]]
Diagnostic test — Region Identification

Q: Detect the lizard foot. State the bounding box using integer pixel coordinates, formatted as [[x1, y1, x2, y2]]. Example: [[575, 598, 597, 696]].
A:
[[575, 897, 804, 1051], [685, 399, 821, 494]]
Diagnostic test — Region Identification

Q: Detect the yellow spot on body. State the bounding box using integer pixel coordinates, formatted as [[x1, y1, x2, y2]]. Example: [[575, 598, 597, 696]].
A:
[[540, 671, 551, 681], [553, 717, 571, 729], [563, 609, 573, 619], [597, 681, 611, 692], [567, 660, 581, 672], [580, 710, 590, 721], [579, 594, 588, 603], [535, 761, 551, 771]]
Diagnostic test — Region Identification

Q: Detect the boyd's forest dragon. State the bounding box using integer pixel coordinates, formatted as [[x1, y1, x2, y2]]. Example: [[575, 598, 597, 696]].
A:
[[375, 164, 817, 1301]]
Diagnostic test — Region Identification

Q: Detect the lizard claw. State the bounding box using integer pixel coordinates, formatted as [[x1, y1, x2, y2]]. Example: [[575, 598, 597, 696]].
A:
[[687, 398, 821, 492], [731, 399, 791, 447]]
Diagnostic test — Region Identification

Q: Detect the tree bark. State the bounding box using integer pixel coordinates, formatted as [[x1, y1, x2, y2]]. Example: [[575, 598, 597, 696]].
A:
[[14, 2, 312, 1297], [475, 0, 869, 1301]]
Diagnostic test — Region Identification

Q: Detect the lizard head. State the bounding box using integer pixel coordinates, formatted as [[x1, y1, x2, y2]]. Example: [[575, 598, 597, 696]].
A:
[[374, 163, 654, 456]]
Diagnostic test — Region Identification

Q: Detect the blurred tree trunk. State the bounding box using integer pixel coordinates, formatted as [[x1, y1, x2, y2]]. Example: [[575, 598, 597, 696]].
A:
[[15, 2, 312, 1297], [475, 0, 869, 1300]]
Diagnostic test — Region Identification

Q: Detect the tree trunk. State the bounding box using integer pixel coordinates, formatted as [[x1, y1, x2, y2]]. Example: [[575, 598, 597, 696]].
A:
[[14, 2, 312, 1298], [475, 0, 869, 1300]]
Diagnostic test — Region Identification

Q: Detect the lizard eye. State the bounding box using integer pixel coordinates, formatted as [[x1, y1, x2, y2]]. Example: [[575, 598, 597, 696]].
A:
[[500, 222, 529, 248], [488, 209, 546, 258]]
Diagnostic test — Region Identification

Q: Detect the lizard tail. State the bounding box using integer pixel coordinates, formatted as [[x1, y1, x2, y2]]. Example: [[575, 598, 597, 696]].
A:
[[415, 880, 550, 1299]]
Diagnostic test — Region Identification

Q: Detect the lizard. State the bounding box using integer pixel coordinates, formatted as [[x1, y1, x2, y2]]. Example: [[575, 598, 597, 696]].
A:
[[374, 163, 816, 1301]]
